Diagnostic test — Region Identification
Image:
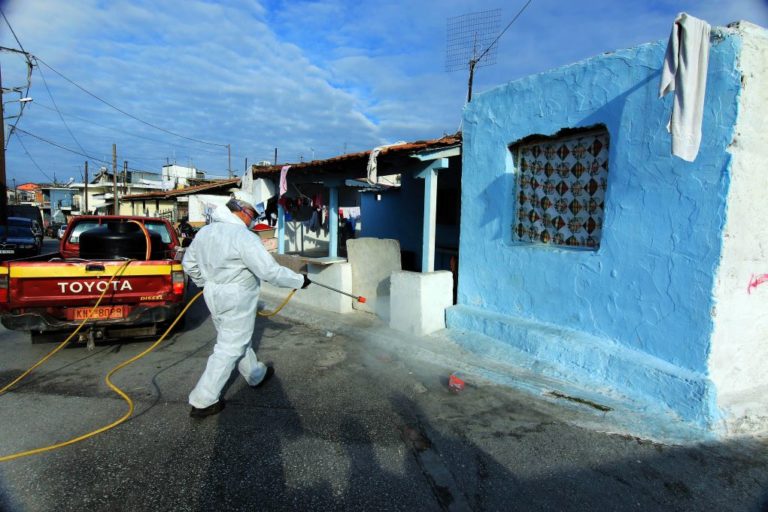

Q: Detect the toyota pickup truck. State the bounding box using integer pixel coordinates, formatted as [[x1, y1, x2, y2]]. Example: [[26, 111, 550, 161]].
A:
[[0, 215, 187, 343]]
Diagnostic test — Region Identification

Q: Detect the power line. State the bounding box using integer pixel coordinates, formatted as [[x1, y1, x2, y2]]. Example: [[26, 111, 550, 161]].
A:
[[0, 8, 28, 55], [13, 133, 54, 183], [0, 12, 35, 150], [15, 127, 155, 174], [31, 102, 225, 157], [36, 63, 89, 156], [34, 57, 228, 148]]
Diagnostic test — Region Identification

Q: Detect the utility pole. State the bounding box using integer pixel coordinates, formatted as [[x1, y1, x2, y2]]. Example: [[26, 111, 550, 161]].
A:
[[227, 144, 232, 178], [123, 160, 127, 197], [274, 148, 278, 166], [84, 161, 88, 214], [244, 157, 248, 174], [0, 63, 7, 225], [112, 144, 118, 215], [12, 178, 17, 204]]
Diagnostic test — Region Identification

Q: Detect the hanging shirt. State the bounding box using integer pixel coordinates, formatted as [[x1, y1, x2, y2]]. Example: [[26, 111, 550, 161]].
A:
[[279, 165, 291, 197], [659, 12, 711, 162]]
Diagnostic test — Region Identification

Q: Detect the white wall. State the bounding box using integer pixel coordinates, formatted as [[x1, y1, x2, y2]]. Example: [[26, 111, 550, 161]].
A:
[[283, 221, 330, 253], [709, 23, 768, 435], [188, 194, 230, 223]]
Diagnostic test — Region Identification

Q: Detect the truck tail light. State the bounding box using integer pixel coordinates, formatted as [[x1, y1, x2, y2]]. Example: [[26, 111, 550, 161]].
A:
[[172, 270, 185, 296], [0, 274, 8, 303]]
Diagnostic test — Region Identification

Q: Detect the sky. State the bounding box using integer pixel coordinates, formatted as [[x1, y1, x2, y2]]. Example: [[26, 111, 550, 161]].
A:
[[1, 0, 766, 185]]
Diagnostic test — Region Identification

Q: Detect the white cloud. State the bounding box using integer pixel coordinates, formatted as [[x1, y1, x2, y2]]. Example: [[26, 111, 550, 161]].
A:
[[1, 0, 766, 182]]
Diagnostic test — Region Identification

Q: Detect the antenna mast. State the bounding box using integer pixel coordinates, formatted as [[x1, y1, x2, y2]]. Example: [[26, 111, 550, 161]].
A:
[[446, 9, 501, 103]]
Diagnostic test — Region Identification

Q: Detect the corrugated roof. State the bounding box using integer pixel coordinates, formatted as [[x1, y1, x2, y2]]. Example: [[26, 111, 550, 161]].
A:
[[122, 178, 239, 201], [252, 133, 462, 179]]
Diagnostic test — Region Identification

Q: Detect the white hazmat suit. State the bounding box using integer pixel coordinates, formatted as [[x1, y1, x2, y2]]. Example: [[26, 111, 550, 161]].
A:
[[182, 204, 304, 409]]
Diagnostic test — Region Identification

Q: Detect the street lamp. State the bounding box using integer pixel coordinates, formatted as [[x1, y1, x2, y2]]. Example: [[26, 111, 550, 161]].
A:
[[2, 96, 32, 107], [3, 97, 32, 121]]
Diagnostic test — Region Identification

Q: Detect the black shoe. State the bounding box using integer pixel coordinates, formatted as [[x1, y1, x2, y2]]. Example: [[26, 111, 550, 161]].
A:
[[251, 366, 275, 389], [190, 399, 225, 418]]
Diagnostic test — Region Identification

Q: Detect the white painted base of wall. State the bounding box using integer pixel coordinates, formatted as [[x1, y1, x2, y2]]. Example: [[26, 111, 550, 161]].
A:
[[347, 238, 402, 320], [261, 262, 353, 314], [390, 271, 453, 336]]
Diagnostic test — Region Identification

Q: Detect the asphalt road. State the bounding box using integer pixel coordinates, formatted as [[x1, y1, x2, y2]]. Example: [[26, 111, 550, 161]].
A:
[[0, 284, 767, 511]]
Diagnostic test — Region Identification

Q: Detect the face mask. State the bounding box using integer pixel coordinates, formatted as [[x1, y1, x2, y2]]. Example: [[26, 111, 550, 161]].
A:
[[243, 210, 258, 230]]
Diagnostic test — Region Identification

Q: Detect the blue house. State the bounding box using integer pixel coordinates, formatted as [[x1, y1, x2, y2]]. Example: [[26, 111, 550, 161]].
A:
[[40, 186, 76, 225], [447, 21, 768, 438]]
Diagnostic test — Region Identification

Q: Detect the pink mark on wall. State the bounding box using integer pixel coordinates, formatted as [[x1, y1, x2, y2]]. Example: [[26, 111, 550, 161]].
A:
[[747, 274, 768, 294]]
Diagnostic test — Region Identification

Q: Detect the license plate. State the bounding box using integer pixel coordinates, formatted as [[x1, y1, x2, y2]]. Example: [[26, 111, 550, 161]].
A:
[[0, 249, 14, 254], [70, 305, 126, 320]]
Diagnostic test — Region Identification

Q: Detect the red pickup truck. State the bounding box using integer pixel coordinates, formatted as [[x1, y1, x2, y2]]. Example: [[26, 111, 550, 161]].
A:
[[0, 216, 187, 343]]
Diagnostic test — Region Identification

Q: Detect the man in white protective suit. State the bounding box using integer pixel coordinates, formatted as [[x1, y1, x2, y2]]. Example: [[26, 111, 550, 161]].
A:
[[182, 196, 311, 418]]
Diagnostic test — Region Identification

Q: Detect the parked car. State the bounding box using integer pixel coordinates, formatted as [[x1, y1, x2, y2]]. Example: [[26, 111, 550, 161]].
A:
[[57, 224, 67, 240], [0, 217, 42, 260]]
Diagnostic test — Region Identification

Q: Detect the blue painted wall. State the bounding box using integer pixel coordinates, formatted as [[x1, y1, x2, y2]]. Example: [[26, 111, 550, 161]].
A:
[[448, 34, 743, 429], [360, 160, 462, 272], [49, 189, 75, 210], [360, 172, 424, 269]]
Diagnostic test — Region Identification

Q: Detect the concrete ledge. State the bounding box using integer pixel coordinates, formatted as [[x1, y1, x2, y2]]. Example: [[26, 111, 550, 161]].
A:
[[346, 238, 401, 318], [390, 271, 453, 335], [446, 304, 719, 429], [261, 262, 353, 314]]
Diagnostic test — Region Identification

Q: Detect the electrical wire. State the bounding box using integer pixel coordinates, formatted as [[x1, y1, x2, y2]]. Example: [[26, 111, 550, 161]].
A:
[[0, 12, 35, 150], [475, 0, 534, 64], [34, 57, 228, 148], [36, 63, 89, 156], [31, 102, 225, 157], [13, 133, 55, 182], [14, 127, 157, 174], [0, 9, 28, 55]]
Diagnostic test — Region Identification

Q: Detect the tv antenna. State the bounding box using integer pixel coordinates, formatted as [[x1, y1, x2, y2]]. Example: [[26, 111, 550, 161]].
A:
[[446, 1, 534, 103]]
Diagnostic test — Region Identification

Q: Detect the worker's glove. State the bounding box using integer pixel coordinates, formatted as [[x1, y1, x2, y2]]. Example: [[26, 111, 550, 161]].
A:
[[302, 275, 312, 289]]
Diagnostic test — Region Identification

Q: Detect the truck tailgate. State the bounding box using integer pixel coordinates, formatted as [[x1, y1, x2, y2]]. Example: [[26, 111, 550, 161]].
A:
[[6, 260, 184, 308]]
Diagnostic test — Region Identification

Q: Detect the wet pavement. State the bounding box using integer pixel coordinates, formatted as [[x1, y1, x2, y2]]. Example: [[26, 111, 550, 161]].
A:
[[1, 285, 767, 511]]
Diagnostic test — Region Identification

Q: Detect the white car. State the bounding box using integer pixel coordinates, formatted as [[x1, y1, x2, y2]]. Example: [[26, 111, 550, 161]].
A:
[[57, 224, 68, 240]]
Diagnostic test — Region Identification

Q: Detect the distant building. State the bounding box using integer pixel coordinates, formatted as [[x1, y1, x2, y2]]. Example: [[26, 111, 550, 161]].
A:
[[161, 164, 206, 189], [68, 167, 164, 215], [39, 185, 76, 225]]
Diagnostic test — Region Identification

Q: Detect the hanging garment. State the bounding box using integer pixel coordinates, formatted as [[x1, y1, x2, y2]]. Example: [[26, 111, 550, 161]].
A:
[[659, 13, 711, 162], [308, 210, 320, 233], [279, 165, 291, 197], [322, 206, 329, 234], [182, 205, 304, 409], [366, 142, 406, 184]]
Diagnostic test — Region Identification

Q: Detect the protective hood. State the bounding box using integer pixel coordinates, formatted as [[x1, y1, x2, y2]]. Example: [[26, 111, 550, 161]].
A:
[[209, 204, 244, 226]]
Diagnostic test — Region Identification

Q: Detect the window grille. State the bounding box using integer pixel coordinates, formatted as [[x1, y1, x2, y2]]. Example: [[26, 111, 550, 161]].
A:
[[512, 129, 609, 249]]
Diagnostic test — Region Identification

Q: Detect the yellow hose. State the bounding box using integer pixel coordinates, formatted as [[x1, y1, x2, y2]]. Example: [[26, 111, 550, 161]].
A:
[[257, 289, 296, 317], [0, 287, 296, 462], [0, 259, 134, 396]]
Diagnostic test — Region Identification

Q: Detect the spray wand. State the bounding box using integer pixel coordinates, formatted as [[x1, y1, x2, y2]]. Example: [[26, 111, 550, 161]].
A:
[[308, 279, 366, 303]]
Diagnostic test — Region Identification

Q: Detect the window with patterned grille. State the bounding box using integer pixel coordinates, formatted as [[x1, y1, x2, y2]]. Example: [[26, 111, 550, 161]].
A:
[[511, 128, 609, 250]]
